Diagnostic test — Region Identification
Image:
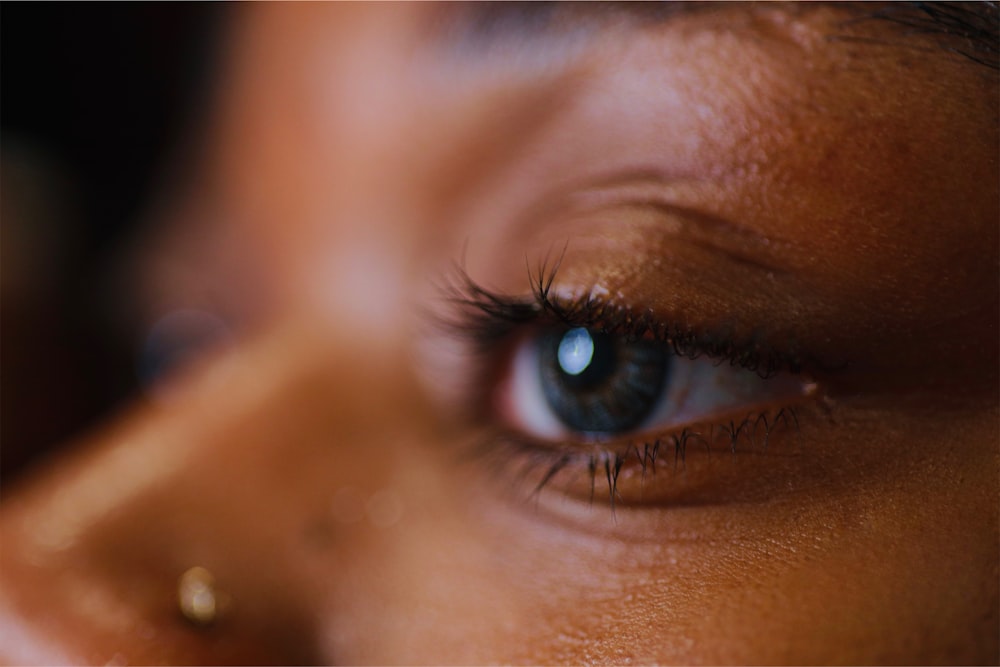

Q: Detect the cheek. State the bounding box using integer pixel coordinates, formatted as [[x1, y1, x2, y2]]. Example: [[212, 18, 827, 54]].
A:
[[423, 405, 998, 664]]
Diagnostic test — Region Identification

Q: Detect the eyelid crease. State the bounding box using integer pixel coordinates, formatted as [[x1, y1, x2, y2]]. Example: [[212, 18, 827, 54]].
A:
[[589, 200, 792, 276], [514, 170, 795, 275]]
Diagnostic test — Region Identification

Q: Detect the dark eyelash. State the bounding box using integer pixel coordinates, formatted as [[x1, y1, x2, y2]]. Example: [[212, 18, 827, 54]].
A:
[[468, 407, 802, 511], [436, 252, 819, 507], [441, 251, 808, 380]]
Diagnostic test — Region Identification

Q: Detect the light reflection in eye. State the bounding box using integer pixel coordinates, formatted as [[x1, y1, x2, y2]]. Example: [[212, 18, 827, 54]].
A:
[[557, 327, 596, 376]]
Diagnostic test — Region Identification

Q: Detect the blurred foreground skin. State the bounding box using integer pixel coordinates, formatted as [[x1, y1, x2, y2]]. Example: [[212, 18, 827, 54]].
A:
[[1, 3, 998, 665]]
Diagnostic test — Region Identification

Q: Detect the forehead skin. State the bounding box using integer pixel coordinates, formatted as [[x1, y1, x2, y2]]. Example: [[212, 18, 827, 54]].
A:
[[1, 3, 997, 665]]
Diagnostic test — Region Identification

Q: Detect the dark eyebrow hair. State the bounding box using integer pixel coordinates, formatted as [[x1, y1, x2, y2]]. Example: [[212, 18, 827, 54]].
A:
[[855, 1, 999, 70], [446, 1, 999, 71], [440, 2, 711, 50]]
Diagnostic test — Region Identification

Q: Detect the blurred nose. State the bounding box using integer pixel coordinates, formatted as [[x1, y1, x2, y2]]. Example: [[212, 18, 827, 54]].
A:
[[0, 5, 575, 661], [0, 307, 440, 663]]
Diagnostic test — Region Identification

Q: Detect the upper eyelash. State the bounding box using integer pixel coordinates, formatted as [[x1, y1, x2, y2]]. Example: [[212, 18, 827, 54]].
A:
[[441, 252, 810, 380], [436, 252, 824, 505]]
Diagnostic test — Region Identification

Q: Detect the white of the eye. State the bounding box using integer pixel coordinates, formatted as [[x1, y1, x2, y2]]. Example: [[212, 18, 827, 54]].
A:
[[639, 355, 807, 429], [557, 328, 594, 376], [506, 335, 568, 439]]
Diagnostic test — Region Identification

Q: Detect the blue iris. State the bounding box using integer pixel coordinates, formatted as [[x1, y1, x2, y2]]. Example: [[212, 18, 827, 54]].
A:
[[539, 327, 670, 434]]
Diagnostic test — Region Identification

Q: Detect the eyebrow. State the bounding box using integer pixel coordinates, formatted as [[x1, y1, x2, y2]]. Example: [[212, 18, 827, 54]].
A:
[[445, 2, 709, 46], [446, 1, 999, 71], [854, 1, 999, 70]]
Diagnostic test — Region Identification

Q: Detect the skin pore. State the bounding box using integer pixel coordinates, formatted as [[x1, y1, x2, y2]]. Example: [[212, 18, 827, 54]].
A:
[[1, 3, 997, 664]]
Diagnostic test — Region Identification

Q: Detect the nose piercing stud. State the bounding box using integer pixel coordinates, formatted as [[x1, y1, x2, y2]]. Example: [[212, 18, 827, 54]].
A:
[[178, 566, 222, 626]]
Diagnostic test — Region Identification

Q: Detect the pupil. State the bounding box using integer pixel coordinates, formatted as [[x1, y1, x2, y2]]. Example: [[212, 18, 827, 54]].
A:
[[539, 327, 669, 434]]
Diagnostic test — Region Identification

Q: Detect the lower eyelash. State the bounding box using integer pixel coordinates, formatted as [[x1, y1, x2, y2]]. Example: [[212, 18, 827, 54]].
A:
[[467, 406, 801, 508]]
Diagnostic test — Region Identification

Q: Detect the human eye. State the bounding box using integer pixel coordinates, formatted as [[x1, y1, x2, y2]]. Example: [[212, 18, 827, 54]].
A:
[[503, 324, 809, 442], [440, 254, 825, 506]]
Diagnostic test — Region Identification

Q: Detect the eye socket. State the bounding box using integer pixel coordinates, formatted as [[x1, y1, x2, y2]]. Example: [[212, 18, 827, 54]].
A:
[[498, 325, 810, 443]]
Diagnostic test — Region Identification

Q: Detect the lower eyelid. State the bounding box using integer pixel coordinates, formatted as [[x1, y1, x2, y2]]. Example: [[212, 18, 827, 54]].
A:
[[473, 399, 818, 510], [505, 397, 815, 455]]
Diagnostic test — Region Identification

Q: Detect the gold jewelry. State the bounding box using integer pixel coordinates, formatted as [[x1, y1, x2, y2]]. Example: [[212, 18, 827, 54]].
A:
[[178, 566, 221, 626]]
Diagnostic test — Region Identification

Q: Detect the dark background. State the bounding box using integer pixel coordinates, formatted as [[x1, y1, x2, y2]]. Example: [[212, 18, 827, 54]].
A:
[[1, 3, 221, 483]]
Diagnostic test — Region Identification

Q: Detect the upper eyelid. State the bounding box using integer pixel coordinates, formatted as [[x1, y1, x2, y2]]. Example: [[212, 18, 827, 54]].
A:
[[525, 293, 806, 378], [443, 263, 815, 381]]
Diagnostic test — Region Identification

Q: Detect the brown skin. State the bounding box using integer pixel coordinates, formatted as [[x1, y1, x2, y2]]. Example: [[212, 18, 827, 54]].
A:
[[1, 3, 997, 664]]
